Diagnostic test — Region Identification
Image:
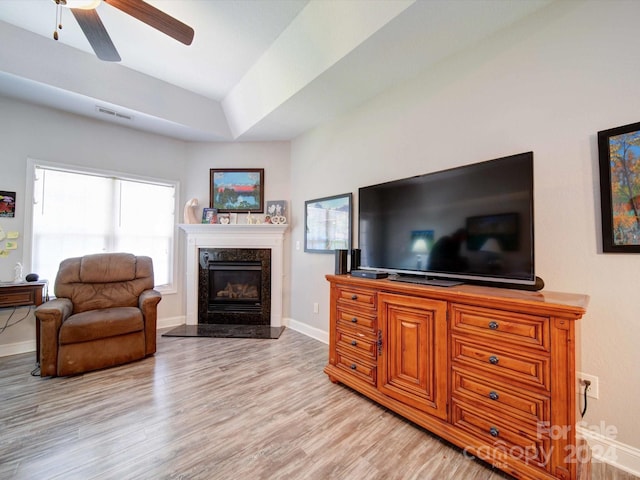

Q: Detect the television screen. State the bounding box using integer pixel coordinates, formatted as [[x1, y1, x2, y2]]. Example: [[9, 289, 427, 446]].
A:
[[358, 152, 535, 286]]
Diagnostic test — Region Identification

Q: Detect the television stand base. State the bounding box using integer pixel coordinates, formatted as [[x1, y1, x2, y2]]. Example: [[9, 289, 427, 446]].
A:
[[389, 275, 463, 287]]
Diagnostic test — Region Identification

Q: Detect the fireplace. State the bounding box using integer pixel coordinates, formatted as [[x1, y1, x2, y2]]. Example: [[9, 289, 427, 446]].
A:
[[179, 224, 287, 328], [198, 248, 271, 325]]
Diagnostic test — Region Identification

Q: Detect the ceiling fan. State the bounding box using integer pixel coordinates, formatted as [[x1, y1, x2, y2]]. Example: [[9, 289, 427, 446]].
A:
[[52, 0, 194, 62]]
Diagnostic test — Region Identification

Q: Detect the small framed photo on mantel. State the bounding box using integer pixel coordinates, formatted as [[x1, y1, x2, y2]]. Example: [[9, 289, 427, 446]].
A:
[[265, 200, 287, 224], [201, 208, 217, 224]]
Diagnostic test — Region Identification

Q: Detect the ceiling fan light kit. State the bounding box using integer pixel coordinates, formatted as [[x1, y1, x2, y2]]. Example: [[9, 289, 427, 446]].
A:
[[50, 0, 194, 62], [56, 0, 102, 9]]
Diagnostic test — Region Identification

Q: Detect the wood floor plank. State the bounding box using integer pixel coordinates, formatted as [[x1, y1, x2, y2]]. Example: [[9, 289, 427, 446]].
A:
[[0, 328, 517, 479]]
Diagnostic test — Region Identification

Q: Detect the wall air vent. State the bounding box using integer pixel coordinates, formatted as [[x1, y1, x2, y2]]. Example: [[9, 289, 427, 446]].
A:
[[95, 106, 133, 121]]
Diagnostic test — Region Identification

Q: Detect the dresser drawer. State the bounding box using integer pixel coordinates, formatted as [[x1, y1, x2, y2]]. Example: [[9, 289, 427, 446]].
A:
[[336, 285, 376, 310], [451, 304, 549, 352], [452, 367, 549, 425], [336, 329, 377, 360], [336, 307, 376, 333], [451, 335, 550, 391], [452, 398, 551, 471], [335, 351, 376, 385]]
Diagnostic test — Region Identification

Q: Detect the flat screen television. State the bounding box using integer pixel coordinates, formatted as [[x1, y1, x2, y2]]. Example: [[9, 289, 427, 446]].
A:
[[357, 152, 538, 288]]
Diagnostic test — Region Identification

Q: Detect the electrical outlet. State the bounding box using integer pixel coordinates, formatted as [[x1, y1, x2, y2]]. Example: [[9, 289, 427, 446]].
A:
[[577, 372, 599, 399], [313, 302, 319, 314]]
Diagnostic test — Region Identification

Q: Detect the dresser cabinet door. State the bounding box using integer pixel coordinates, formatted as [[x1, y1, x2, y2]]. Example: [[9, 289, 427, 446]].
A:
[[378, 292, 448, 420]]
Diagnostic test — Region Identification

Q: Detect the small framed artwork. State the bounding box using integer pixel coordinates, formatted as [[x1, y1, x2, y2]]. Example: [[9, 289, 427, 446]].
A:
[[266, 200, 287, 224], [305, 193, 352, 253], [0, 191, 16, 218], [210, 168, 264, 213], [201, 208, 218, 224], [217, 213, 231, 224], [598, 121, 640, 252]]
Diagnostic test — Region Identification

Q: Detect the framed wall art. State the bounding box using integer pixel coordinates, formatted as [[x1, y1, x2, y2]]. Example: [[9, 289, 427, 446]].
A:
[[304, 193, 352, 253], [210, 168, 264, 213], [0, 191, 16, 218], [598, 121, 640, 252]]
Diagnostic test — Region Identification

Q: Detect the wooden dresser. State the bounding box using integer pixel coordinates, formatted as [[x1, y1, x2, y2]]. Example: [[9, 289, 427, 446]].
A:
[[324, 274, 589, 480]]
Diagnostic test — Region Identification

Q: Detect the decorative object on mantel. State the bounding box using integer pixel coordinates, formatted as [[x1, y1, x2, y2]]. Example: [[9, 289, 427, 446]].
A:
[[210, 168, 264, 213], [598, 120, 640, 252], [183, 198, 199, 224], [218, 213, 231, 224], [266, 200, 287, 224]]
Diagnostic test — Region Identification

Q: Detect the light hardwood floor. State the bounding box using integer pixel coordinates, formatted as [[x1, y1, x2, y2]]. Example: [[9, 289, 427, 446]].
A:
[[0, 328, 628, 480]]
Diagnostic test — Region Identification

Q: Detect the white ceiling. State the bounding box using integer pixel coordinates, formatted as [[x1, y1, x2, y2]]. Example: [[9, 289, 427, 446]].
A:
[[0, 0, 553, 142]]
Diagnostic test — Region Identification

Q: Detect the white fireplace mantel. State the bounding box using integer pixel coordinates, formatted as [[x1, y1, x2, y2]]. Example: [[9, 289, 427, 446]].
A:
[[179, 224, 288, 327]]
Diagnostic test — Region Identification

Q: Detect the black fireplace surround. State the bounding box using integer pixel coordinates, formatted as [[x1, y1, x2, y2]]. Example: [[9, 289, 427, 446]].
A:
[[198, 248, 271, 325]]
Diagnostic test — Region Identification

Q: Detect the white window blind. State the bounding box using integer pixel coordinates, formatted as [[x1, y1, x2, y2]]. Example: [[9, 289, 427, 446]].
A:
[[31, 166, 176, 288]]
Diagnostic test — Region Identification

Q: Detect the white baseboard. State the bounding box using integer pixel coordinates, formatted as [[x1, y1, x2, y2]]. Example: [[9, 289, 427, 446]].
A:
[[0, 340, 36, 357], [158, 315, 184, 329], [284, 317, 328, 344], [577, 425, 640, 477]]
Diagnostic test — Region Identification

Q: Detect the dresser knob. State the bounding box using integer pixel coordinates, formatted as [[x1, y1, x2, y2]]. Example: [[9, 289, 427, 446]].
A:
[[489, 391, 499, 401], [350, 363, 357, 370], [351, 317, 358, 323], [489, 427, 499, 437], [488, 321, 499, 330], [489, 355, 499, 365], [351, 340, 357, 346], [351, 294, 358, 300]]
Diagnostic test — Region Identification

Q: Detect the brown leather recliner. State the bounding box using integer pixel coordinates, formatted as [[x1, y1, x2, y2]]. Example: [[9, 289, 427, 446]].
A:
[[35, 253, 162, 377]]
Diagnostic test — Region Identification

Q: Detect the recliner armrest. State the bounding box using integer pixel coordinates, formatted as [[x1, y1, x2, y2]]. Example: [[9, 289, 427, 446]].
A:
[[35, 298, 73, 376], [139, 289, 162, 310], [139, 289, 162, 356]]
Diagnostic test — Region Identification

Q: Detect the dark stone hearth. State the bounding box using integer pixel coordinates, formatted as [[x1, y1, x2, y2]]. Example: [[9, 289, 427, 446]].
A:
[[162, 324, 285, 339]]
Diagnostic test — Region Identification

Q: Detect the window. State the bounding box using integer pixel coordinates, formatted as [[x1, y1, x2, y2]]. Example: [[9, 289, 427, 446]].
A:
[[28, 161, 177, 290]]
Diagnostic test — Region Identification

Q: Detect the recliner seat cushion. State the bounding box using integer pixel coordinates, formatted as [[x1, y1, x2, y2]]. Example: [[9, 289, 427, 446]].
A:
[[59, 307, 143, 345]]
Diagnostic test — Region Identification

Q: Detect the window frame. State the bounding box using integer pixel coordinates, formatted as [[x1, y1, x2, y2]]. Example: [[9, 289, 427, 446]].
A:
[[24, 158, 179, 294]]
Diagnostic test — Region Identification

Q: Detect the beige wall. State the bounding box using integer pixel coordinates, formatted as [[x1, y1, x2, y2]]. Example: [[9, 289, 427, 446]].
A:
[[288, 0, 640, 466]]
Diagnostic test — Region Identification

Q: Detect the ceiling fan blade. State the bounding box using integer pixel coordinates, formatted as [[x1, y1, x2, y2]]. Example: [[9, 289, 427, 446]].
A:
[[71, 8, 121, 62], [104, 0, 194, 45]]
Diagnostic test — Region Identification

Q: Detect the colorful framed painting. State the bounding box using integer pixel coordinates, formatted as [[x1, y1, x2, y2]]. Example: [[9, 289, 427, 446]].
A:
[[210, 168, 264, 213], [0, 191, 16, 218], [598, 121, 640, 252], [304, 193, 352, 253]]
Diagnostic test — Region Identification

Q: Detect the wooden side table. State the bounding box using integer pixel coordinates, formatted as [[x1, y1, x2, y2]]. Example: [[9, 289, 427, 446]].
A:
[[0, 281, 49, 363]]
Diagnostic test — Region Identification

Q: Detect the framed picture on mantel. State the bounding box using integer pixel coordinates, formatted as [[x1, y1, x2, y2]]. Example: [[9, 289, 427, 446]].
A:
[[598, 121, 640, 252], [210, 168, 264, 213]]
